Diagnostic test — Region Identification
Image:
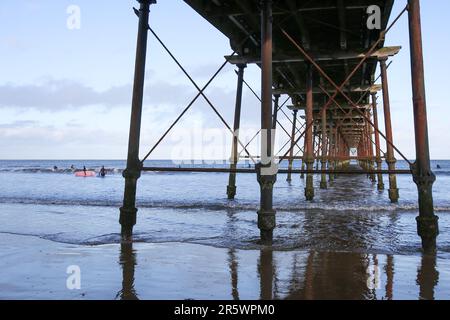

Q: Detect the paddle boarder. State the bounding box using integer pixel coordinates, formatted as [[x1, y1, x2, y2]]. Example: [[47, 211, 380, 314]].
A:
[[100, 166, 106, 177]]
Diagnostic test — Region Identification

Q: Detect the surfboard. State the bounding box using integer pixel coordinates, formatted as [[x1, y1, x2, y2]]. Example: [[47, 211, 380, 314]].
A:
[[75, 171, 96, 177]]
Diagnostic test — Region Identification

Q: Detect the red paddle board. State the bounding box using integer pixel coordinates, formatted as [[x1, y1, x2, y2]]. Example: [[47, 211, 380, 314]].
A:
[[75, 171, 96, 177]]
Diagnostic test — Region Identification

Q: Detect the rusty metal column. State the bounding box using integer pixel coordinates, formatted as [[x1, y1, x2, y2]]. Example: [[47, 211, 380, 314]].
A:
[[367, 111, 376, 182], [312, 125, 317, 169], [300, 137, 306, 179], [227, 64, 247, 199], [334, 126, 339, 178], [119, 0, 154, 241], [328, 114, 334, 182], [379, 58, 399, 203], [316, 133, 321, 170], [320, 106, 327, 189], [286, 109, 297, 182], [256, 0, 277, 243], [304, 63, 314, 200], [272, 94, 280, 130], [408, 0, 438, 252], [371, 93, 385, 190]]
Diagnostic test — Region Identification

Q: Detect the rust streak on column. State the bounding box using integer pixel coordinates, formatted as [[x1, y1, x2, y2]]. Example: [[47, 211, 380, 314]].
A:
[[227, 63, 246, 199], [380, 58, 399, 203], [119, 0, 154, 241], [408, 0, 438, 252]]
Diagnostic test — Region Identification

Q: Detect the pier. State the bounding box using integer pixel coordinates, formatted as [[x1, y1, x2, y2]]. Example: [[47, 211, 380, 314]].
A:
[[120, 0, 438, 253]]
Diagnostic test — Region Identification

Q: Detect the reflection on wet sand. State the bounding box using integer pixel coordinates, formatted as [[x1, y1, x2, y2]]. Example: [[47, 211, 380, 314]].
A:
[[115, 196, 440, 300], [228, 248, 239, 300], [116, 242, 138, 300], [417, 254, 439, 300], [116, 240, 439, 300], [256, 249, 440, 300]]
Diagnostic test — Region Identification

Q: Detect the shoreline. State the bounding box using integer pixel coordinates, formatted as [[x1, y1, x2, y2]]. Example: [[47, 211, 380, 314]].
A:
[[1, 232, 450, 300]]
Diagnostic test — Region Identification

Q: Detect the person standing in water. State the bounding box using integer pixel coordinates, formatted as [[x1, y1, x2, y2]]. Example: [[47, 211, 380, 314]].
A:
[[83, 166, 87, 176], [100, 166, 106, 177]]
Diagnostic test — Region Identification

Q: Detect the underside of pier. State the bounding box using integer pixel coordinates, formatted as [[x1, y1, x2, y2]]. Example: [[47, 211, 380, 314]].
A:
[[119, 0, 439, 253]]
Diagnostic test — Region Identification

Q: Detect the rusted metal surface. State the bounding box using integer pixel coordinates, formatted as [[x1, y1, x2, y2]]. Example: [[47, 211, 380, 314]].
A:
[[371, 93, 385, 190], [320, 105, 328, 189], [305, 63, 315, 200], [227, 64, 246, 199], [408, 0, 438, 252], [380, 57, 399, 203], [256, 0, 276, 243], [286, 109, 297, 182], [120, 0, 153, 240]]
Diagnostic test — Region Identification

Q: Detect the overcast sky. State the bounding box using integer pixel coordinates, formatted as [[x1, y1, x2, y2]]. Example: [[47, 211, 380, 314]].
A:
[[0, 0, 449, 160]]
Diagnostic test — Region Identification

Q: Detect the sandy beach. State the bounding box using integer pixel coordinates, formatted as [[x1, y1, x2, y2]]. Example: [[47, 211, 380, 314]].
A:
[[1, 230, 449, 300]]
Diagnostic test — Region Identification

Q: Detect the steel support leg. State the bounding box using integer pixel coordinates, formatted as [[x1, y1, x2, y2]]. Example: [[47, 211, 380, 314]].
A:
[[119, 0, 154, 241], [328, 125, 334, 182], [305, 63, 314, 200], [320, 106, 328, 189], [371, 93, 385, 190], [227, 64, 246, 199], [300, 145, 306, 179], [366, 112, 376, 182], [408, 0, 438, 252], [257, 0, 276, 243], [272, 94, 280, 130], [380, 58, 399, 203], [287, 110, 297, 182]]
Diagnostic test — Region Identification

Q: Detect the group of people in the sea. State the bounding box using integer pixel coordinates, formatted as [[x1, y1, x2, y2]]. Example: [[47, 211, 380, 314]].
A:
[[52, 165, 107, 177]]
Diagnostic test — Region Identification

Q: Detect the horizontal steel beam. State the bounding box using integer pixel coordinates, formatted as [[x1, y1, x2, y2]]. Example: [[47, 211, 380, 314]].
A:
[[141, 167, 411, 175], [225, 46, 401, 64]]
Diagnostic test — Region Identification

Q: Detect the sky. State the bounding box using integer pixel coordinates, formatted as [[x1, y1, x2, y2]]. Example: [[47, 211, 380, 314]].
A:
[[0, 0, 449, 160]]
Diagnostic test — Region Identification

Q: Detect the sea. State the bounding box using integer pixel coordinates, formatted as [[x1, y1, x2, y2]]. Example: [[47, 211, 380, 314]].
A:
[[0, 159, 449, 299]]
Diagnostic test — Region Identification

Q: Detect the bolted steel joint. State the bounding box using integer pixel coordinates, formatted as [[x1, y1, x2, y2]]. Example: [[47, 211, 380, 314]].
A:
[[411, 161, 436, 187], [388, 188, 399, 202], [257, 210, 276, 231], [305, 186, 314, 200], [416, 215, 439, 239], [226, 185, 237, 199], [119, 207, 137, 228], [122, 167, 142, 180], [386, 158, 397, 165]]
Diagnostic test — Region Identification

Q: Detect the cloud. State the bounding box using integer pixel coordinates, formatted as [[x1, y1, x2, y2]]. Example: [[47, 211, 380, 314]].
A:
[[0, 78, 201, 111], [0, 120, 38, 128], [0, 76, 261, 127]]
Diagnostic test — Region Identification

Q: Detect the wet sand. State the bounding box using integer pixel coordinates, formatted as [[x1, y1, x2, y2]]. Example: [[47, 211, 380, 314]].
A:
[[1, 233, 449, 300]]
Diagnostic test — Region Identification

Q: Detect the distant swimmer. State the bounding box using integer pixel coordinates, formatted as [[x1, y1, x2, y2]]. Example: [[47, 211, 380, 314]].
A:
[[53, 166, 58, 171], [100, 166, 106, 177], [70, 165, 75, 171], [437, 164, 441, 169]]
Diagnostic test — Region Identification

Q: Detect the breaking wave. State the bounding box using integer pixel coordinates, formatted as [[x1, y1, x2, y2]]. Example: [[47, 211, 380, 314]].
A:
[[1, 196, 450, 213]]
